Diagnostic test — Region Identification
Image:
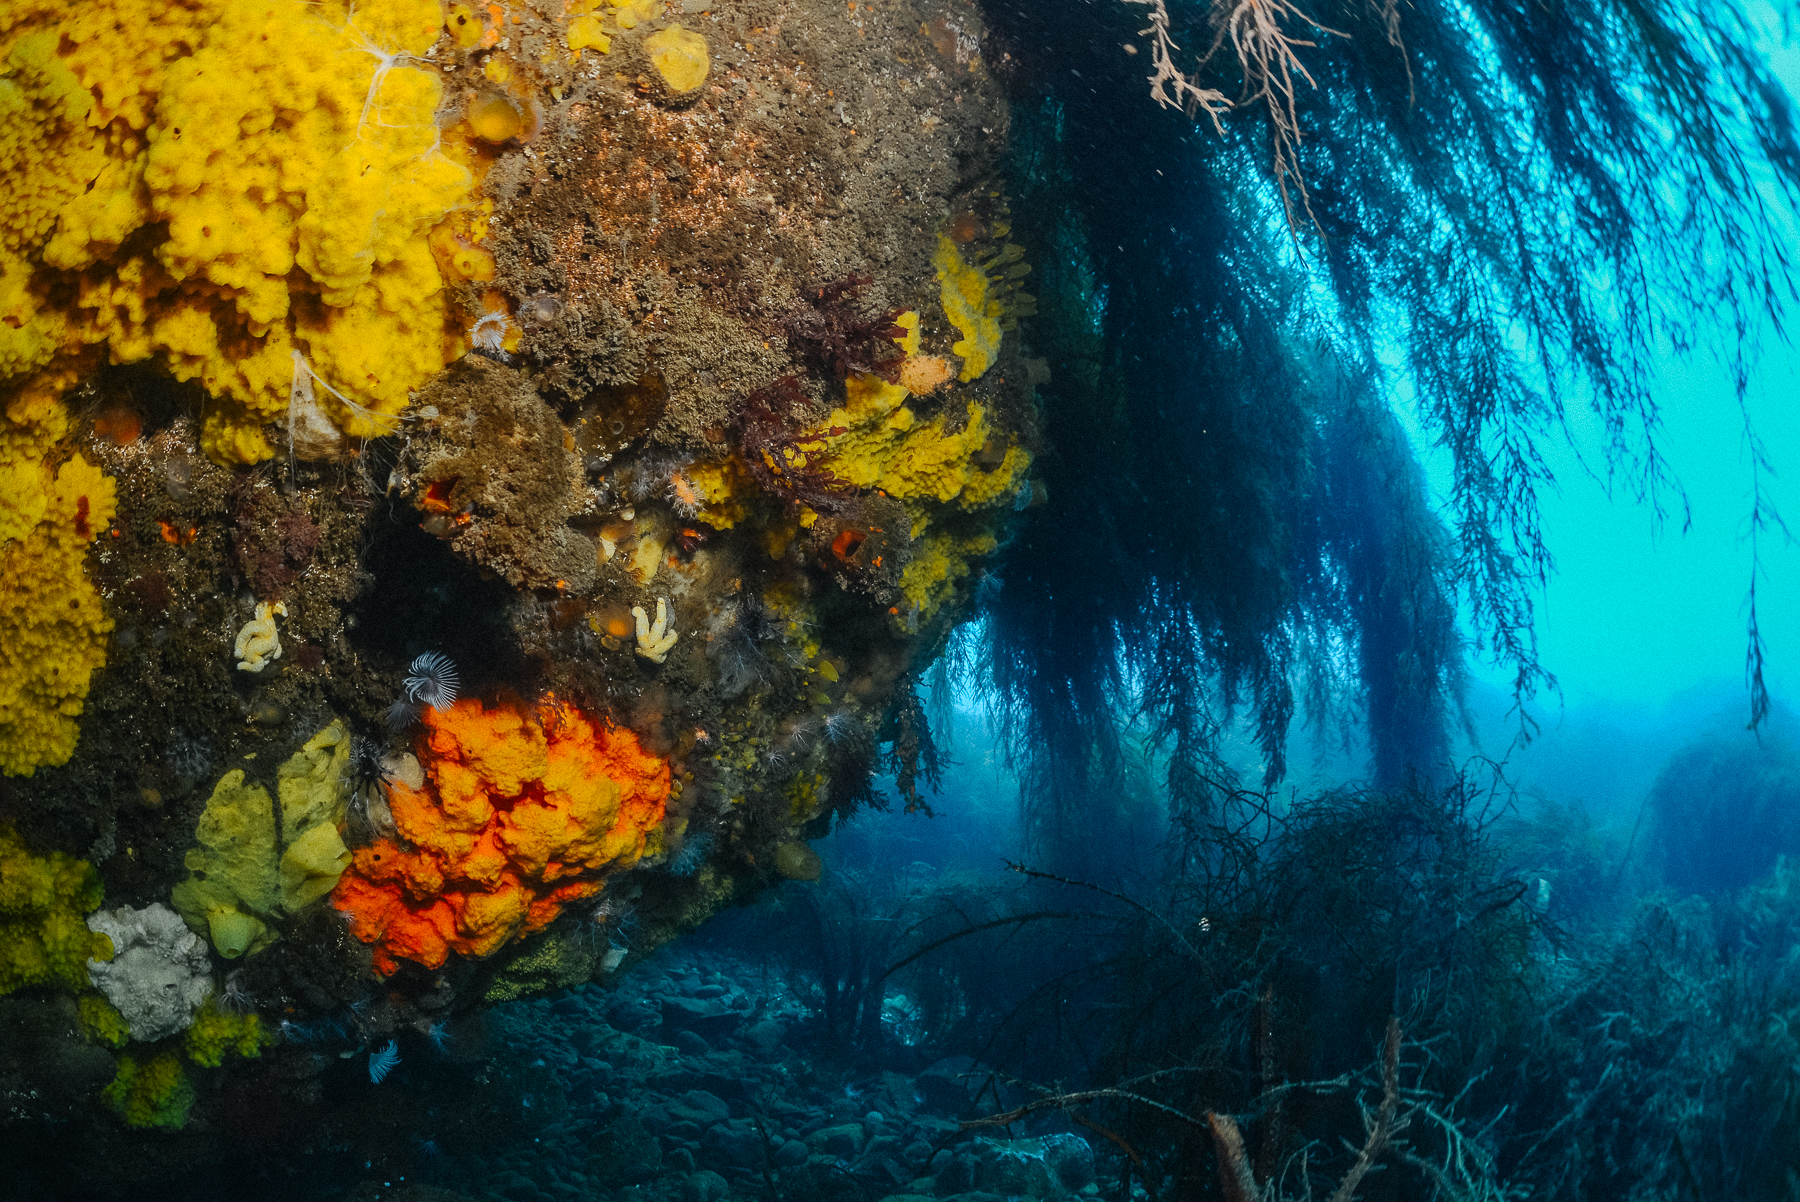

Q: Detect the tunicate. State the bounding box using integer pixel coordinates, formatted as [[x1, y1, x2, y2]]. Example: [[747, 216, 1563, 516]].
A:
[[523, 294, 564, 324], [160, 455, 195, 501], [250, 697, 287, 726]]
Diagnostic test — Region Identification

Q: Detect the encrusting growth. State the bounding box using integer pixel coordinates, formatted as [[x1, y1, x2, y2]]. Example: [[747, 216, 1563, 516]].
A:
[[0, 0, 477, 464], [332, 696, 670, 976]]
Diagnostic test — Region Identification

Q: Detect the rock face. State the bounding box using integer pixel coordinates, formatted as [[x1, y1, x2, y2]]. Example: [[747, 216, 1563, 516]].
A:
[[1, 0, 1040, 1144], [405, 363, 600, 592], [84, 903, 213, 1042], [958, 1133, 1098, 1195]]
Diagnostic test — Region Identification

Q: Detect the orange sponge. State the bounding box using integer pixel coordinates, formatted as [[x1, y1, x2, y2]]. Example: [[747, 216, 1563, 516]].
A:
[[332, 697, 668, 976]]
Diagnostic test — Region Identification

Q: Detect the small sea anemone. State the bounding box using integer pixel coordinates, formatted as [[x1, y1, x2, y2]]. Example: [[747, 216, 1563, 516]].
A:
[[403, 652, 459, 711], [348, 735, 391, 794], [278, 1016, 349, 1044], [706, 597, 787, 699], [821, 707, 862, 747], [165, 733, 214, 786], [665, 471, 707, 517], [784, 717, 819, 753], [218, 970, 254, 1016], [624, 452, 689, 503], [574, 895, 636, 953]]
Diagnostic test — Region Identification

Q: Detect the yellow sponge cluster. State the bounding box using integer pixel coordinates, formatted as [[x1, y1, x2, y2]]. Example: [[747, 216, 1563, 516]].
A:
[[899, 529, 999, 619], [813, 313, 1030, 530], [0, 0, 473, 463], [0, 822, 112, 995], [933, 236, 1004, 382], [645, 26, 711, 94], [0, 382, 116, 776], [793, 311, 1029, 625], [79, 994, 132, 1049], [564, 0, 668, 57], [103, 1050, 194, 1130], [183, 997, 273, 1067]]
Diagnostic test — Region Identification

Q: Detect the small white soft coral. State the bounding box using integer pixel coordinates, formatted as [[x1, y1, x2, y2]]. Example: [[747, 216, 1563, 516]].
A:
[[632, 597, 679, 663], [234, 601, 287, 672]]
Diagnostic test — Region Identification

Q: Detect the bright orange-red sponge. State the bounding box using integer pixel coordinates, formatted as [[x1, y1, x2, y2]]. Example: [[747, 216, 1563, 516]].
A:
[[331, 696, 669, 976]]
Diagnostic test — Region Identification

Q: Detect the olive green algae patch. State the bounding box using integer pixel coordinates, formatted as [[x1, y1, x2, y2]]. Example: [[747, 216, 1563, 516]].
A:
[[170, 720, 352, 958]]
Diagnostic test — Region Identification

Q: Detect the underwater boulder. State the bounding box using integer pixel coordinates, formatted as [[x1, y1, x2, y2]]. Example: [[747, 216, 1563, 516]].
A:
[[699, 1117, 762, 1169], [916, 1055, 982, 1112], [660, 994, 743, 1042], [588, 1114, 663, 1181]]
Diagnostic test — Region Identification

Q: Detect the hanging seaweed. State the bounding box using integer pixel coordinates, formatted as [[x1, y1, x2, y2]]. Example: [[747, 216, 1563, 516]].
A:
[[976, 0, 1800, 863]]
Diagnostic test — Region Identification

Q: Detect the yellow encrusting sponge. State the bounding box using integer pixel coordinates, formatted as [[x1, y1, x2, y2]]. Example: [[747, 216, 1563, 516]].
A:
[[0, 0, 474, 464], [0, 384, 116, 776]]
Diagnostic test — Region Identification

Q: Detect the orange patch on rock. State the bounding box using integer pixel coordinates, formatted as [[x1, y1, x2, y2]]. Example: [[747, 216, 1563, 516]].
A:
[[898, 354, 954, 395], [93, 406, 144, 445], [332, 697, 669, 976]]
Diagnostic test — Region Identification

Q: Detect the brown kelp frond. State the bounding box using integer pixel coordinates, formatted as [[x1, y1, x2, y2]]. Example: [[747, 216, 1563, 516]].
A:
[[782, 275, 908, 383], [884, 675, 945, 815], [1120, 0, 1232, 127], [731, 375, 859, 516]]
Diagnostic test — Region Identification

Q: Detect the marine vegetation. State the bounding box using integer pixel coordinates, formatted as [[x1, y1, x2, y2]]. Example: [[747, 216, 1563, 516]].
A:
[[977, 0, 1800, 867]]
